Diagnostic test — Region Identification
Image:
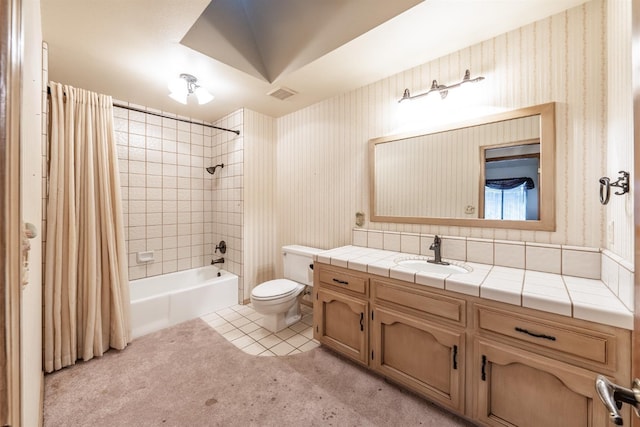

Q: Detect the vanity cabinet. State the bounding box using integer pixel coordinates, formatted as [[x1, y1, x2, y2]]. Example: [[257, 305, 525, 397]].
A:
[[474, 339, 609, 427], [371, 307, 464, 411], [312, 262, 631, 426], [313, 265, 369, 366], [472, 304, 626, 426], [370, 277, 466, 411]]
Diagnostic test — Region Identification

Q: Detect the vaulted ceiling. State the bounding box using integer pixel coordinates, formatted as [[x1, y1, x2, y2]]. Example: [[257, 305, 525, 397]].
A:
[[41, 0, 587, 123]]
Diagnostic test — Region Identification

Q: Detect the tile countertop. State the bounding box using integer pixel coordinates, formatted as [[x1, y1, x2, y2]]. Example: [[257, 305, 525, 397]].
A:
[[314, 245, 633, 330]]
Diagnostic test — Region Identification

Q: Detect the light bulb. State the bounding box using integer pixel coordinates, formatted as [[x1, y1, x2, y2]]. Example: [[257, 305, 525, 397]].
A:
[[168, 91, 187, 105], [168, 77, 187, 95], [194, 86, 214, 104]]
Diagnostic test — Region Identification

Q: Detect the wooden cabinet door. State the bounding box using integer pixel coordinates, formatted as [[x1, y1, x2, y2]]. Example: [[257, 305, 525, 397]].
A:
[[314, 288, 368, 365], [371, 307, 464, 411], [474, 339, 611, 427]]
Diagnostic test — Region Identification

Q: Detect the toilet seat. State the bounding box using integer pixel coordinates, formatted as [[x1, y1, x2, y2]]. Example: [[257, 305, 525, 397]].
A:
[[251, 279, 302, 301]]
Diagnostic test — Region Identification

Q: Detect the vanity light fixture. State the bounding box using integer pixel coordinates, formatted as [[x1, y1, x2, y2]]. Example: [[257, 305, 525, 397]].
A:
[[168, 73, 214, 105], [398, 69, 484, 102]]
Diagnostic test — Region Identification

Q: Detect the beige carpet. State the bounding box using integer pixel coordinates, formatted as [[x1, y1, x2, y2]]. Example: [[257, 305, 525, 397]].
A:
[[44, 319, 475, 426]]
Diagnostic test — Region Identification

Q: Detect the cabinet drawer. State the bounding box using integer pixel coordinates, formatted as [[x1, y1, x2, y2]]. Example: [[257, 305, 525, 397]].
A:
[[372, 279, 465, 326], [476, 306, 612, 366], [318, 266, 367, 294]]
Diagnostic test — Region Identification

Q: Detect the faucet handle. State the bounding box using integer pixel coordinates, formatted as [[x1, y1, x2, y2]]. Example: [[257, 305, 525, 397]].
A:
[[215, 240, 227, 254]]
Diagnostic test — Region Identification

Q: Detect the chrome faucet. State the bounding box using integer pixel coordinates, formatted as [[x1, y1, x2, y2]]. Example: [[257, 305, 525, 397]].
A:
[[211, 257, 225, 265], [428, 235, 449, 265]]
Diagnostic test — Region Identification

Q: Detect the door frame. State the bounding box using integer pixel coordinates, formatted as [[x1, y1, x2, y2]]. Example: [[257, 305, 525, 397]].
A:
[[0, 0, 23, 425], [634, 0, 640, 426]]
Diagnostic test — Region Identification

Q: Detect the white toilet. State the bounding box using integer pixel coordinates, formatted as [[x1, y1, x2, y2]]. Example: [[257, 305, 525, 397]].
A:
[[250, 245, 323, 333]]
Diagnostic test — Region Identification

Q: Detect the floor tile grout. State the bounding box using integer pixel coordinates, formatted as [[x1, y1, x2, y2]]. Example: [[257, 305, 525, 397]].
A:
[[200, 303, 319, 356]]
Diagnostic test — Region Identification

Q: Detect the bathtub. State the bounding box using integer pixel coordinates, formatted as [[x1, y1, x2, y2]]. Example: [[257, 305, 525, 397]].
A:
[[129, 265, 238, 339]]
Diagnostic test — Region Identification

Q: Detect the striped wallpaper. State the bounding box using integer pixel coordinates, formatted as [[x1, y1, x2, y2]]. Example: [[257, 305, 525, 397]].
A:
[[605, 0, 633, 262], [241, 109, 277, 302], [276, 0, 633, 265]]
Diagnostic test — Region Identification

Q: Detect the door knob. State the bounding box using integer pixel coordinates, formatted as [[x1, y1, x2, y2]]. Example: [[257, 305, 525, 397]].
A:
[[595, 375, 640, 425]]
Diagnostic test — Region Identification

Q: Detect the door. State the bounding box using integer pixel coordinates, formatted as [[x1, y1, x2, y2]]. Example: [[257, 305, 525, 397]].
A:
[[0, 0, 23, 425], [314, 287, 368, 365], [371, 307, 464, 411], [477, 340, 609, 427]]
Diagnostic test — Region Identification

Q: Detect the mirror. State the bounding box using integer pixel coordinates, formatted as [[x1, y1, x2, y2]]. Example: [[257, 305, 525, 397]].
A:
[[369, 102, 555, 230]]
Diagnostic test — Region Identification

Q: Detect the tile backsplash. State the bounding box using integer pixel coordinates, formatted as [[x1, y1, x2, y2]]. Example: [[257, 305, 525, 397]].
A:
[[351, 228, 634, 310]]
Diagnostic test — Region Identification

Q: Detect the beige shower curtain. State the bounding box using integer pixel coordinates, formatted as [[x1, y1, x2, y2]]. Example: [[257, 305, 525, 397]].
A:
[[44, 82, 130, 373]]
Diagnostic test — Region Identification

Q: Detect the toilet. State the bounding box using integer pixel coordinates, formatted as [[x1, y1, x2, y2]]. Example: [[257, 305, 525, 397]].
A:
[[250, 245, 323, 333]]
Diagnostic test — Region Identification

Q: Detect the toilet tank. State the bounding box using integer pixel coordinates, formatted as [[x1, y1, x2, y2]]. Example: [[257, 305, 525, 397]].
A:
[[282, 245, 324, 286]]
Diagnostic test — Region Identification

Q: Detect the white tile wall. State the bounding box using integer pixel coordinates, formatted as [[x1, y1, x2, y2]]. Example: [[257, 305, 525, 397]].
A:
[[601, 251, 619, 295], [368, 230, 384, 249], [352, 229, 368, 247], [494, 241, 525, 269], [383, 231, 401, 251], [400, 233, 420, 254], [210, 110, 244, 301], [618, 266, 634, 311], [114, 104, 245, 290], [525, 244, 562, 274], [561, 247, 601, 280], [439, 236, 465, 260], [466, 239, 494, 265]]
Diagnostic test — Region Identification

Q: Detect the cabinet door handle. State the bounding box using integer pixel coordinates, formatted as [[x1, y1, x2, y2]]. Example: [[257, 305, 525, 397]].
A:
[[452, 345, 458, 370], [515, 327, 556, 341], [481, 355, 487, 381], [332, 278, 349, 285], [360, 312, 364, 331]]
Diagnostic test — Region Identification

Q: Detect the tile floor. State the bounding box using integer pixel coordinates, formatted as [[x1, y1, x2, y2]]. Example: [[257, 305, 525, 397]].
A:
[[200, 303, 320, 356]]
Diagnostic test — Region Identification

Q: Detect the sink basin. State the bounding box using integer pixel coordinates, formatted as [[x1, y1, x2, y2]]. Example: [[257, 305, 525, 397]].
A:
[[395, 257, 471, 275]]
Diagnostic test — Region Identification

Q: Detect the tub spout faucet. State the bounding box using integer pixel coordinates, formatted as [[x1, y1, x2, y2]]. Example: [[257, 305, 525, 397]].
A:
[[428, 235, 449, 265], [211, 257, 225, 265]]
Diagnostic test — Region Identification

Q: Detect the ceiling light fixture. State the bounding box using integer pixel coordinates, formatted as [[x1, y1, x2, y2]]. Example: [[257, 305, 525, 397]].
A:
[[168, 73, 214, 105], [398, 69, 484, 102]]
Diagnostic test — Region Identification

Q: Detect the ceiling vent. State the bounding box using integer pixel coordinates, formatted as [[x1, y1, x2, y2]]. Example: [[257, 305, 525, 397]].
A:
[[268, 87, 297, 101]]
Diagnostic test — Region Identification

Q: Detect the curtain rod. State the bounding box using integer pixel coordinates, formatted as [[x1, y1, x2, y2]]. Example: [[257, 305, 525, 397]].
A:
[[46, 86, 241, 136]]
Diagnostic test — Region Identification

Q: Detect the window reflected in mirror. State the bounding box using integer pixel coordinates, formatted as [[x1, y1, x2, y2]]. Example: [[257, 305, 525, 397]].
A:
[[482, 143, 540, 220]]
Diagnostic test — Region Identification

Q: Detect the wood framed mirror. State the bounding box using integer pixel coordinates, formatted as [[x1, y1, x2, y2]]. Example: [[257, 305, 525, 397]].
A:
[[369, 102, 555, 231]]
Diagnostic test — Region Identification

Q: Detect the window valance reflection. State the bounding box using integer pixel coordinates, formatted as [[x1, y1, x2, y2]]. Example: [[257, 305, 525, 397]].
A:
[[485, 177, 535, 190]]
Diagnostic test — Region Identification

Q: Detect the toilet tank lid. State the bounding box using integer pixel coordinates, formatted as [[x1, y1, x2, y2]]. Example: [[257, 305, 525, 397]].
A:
[[282, 245, 325, 257]]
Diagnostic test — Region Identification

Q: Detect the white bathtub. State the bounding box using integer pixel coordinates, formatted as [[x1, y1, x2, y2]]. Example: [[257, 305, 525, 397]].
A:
[[129, 265, 238, 339]]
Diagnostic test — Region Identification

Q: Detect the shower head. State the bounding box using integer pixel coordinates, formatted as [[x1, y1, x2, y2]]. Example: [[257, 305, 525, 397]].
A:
[[206, 164, 224, 175]]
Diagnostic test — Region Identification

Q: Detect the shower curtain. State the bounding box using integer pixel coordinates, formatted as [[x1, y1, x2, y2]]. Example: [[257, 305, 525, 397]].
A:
[[44, 82, 130, 373]]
